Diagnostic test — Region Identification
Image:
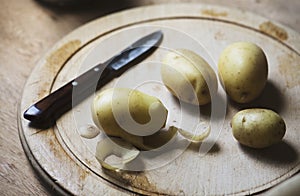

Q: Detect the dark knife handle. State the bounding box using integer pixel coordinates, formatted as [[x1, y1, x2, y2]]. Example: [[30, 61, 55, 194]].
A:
[[23, 63, 112, 128]]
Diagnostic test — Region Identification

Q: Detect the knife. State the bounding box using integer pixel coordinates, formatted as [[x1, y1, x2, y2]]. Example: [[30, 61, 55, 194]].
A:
[[23, 30, 163, 129]]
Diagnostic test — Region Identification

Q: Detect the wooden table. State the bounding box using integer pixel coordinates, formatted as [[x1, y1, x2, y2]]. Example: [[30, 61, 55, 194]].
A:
[[1, 0, 299, 195]]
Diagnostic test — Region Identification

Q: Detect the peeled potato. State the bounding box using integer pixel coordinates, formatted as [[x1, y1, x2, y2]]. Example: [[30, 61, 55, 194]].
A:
[[161, 49, 218, 105], [92, 88, 168, 149], [218, 42, 268, 103], [231, 108, 286, 148]]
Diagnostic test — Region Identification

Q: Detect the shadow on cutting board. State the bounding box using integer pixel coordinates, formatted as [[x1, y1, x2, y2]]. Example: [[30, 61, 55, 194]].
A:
[[230, 80, 286, 113], [239, 140, 298, 165]]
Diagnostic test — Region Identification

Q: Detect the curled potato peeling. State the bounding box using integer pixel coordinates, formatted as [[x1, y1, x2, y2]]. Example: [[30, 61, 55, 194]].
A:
[[177, 122, 211, 143], [161, 49, 218, 105], [95, 137, 140, 171]]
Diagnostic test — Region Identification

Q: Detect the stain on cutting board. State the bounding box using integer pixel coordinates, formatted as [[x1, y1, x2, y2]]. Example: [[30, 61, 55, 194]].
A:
[[35, 40, 81, 99], [259, 21, 288, 41], [201, 9, 228, 17], [214, 31, 225, 40], [46, 40, 81, 73], [104, 170, 164, 195], [278, 53, 300, 88]]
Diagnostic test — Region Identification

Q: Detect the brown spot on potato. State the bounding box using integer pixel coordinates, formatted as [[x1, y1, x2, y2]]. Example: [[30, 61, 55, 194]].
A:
[[242, 117, 246, 123], [259, 21, 288, 41], [201, 9, 228, 17]]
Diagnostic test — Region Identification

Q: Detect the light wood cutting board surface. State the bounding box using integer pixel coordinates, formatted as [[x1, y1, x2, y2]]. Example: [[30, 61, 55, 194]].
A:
[[19, 4, 300, 195]]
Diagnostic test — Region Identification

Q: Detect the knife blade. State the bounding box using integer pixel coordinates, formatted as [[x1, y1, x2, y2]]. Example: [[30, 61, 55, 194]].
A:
[[23, 30, 163, 129]]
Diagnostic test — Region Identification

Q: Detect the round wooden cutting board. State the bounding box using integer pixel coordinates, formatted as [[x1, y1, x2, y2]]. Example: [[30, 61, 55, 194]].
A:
[[19, 4, 300, 195]]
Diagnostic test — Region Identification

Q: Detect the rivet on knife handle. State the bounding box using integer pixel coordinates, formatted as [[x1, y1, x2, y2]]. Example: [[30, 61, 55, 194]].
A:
[[23, 30, 163, 129]]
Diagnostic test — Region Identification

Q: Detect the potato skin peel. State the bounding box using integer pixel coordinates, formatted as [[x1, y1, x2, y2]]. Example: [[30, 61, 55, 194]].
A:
[[231, 109, 286, 148]]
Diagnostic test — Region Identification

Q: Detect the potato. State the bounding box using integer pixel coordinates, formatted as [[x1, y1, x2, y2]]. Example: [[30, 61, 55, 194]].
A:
[[161, 49, 217, 105], [231, 108, 286, 148], [218, 42, 268, 103], [92, 88, 168, 149]]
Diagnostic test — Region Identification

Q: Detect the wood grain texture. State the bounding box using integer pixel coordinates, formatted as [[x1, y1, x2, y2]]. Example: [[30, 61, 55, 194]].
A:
[[1, 0, 300, 195], [19, 3, 300, 196]]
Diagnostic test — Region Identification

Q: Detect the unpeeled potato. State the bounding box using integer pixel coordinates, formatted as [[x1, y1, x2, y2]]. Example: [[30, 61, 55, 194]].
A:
[[161, 49, 218, 105], [231, 108, 286, 148], [218, 42, 268, 103]]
